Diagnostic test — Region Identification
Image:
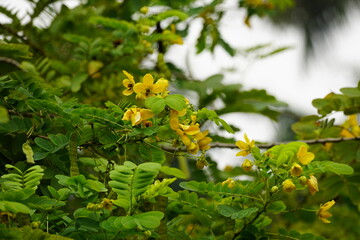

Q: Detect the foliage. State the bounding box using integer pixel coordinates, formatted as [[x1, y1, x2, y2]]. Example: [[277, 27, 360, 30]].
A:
[[0, 0, 359, 240]]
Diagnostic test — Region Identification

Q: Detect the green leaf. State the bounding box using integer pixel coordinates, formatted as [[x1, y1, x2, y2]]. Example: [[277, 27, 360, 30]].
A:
[[340, 87, 360, 97], [47, 186, 60, 200], [119, 216, 137, 229], [317, 161, 354, 175], [267, 201, 286, 213], [34, 137, 55, 152], [86, 179, 107, 192], [145, 97, 166, 114], [89, 16, 137, 33], [109, 162, 161, 210], [71, 72, 88, 92], [160, 166, 186, 179], [217, 205, 258, 219], [0, 201, 31, 213], [48, 134, 69, 148], [165, 94, 187, 111], [134, 211, 165, 228]]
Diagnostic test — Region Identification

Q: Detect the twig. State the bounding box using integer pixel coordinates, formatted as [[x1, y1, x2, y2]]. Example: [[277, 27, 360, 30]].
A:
[[162, 137, 360, 152], [0, 57, 22, 69]]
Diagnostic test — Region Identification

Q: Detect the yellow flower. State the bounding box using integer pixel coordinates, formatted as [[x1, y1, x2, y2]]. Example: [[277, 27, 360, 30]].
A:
[[307, 175, 319, 195], [187, 142, 199, 155], [298, 176, 307, 186], [179, 123, 200, 136], [133, 74, 168, 99], [317, 200, 335, 223], [290, 163, 303, 177], [282, 179, 296, 192], [341, 115, 360, 137], [222, 178, 236, 189], [100, 198, 114, 210], [122, 70, 135, 96], [196, 131, 212, 151], [235, 133, 255, 156], [297, 145, 315, 165], [242, 159, 253, 172], [122, 108, 154, 126]]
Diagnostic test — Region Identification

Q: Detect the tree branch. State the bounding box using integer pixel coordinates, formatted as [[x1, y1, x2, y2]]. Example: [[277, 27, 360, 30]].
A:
[[162, 137, 360, 152]]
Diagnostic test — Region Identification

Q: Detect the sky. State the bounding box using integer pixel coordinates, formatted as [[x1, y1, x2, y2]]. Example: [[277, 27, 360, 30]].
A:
[[1, 0, 359, 168]]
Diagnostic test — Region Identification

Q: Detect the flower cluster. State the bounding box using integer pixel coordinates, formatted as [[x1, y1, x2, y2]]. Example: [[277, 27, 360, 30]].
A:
[[122, 70, 168, 99], [281, 145, 318, 195], [317, 200, 336, 223], [121, 70, 212, 156], [235, 134, 255, 172], [122, 107, 154, 126], [170, 110, 212, 155], [86, 198, 114, 211], [340, 114, 360, 138]]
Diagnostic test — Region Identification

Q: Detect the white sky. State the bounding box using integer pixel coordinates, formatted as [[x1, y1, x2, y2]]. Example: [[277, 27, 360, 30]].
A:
[[1, 0, 359, 168]]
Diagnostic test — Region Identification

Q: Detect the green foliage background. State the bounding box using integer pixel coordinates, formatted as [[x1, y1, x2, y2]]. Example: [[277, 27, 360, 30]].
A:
[[0, 0, 359, 239]]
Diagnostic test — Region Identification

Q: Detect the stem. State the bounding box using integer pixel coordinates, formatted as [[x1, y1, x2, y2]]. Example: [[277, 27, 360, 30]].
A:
[[163, 137, 360, 152]]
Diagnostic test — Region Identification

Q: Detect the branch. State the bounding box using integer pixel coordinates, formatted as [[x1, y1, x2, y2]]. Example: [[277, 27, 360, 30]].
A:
[[212, 137, 360, 149], [0, 57, 22, 69], [162, 137, 360, 152]]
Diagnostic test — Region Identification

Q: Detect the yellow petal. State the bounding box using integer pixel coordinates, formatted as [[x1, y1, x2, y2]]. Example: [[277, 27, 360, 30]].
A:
[[180, 124, 200, 135], [187, 142, 199, 155], [140, 109, 154, 120], [236, 140, 247, 150], [299, 152, 315, 165], [321, 200, 335, 211], [152, 79, 168, 93], [131, 111, 142, 126], [123, 70, 134, 82], [176, 108, 187, 117], [307, 175, 319, 195], [320, 217, 331, 224], [175, 129, 185, 136], [194, 132, 205, 141], [123, 78, 134, 88], [236, 150, 248, 156], [244, 133, 250, 144], [180, 135, 191, 146], [122, 89, 133, 96], [198, 137, 212, 146], [143, 73, 154, 87], [319, 211, 332, 218], [170, 118, 180, 130], [122, 108, 134, 121], [297, 145, 307, 158], [133, 83, 145, 94], [136, 93, 145, 99]]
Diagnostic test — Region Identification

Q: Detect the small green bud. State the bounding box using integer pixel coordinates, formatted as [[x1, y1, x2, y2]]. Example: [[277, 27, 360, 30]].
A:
[[271, 186, 279, 192], [140, 6, 149, 14]]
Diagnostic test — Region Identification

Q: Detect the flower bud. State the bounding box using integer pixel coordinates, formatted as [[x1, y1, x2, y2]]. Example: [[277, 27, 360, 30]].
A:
[[299, 176, 307, 185], [222, 178, 236, 189], [282, 179, 296, 192], [307, 175, 319, 195], [271, 186, 279, 193], [242, 159, 253, 172], [140, 6, 149, 14], [290, 163, 303, 177]]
